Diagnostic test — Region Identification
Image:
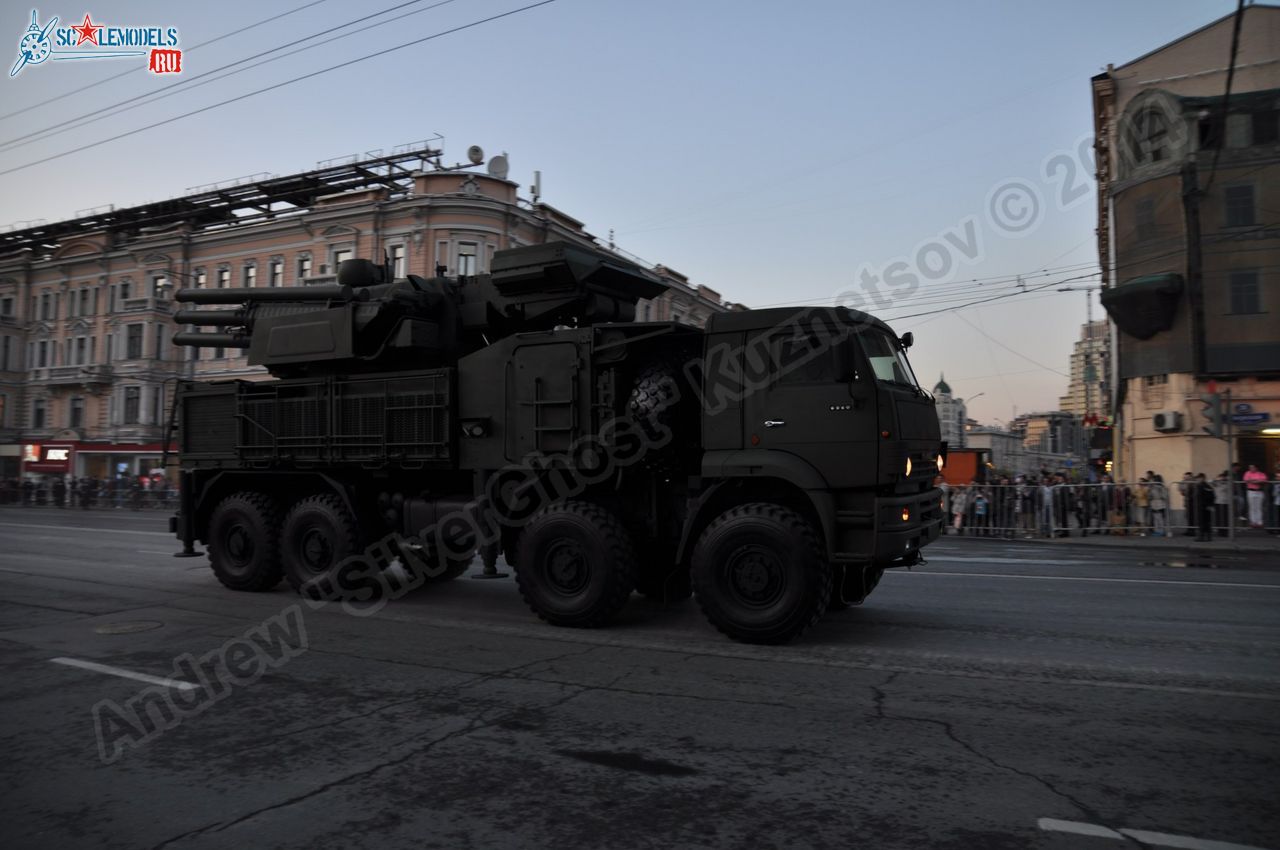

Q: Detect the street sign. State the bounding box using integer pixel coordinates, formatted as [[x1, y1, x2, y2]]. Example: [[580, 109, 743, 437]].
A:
[[1230, 412, 1270, 425], [1235, 403, 1252, 414]]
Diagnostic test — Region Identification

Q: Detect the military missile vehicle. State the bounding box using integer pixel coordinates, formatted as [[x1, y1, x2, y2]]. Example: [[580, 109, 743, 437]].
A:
[[170, 241, 943, 644]]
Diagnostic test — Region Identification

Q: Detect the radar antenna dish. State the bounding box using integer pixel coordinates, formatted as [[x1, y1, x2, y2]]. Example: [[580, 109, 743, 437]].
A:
[[487, 154, 509, 180], [466, 145, 484, 165]]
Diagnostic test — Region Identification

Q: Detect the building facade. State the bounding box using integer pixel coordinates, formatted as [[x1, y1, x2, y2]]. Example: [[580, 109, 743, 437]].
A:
[[1010, 411, 1088, 476], [0, 145, 732, 481], [1093, 5, 1280, 482], [1057, 319, 1111, 419], [965, 427, 1026, 476]]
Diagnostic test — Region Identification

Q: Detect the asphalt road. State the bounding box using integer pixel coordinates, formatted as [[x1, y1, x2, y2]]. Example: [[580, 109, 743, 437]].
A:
[[0, 506, 1277, 850]]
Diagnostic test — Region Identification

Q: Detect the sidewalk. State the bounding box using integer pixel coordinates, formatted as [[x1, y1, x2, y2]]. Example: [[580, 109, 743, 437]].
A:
[[940, 528, 1280, 556]]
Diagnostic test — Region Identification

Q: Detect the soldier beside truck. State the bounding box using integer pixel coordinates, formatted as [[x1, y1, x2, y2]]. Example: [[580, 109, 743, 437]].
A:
[[169, 242, 943, 644]]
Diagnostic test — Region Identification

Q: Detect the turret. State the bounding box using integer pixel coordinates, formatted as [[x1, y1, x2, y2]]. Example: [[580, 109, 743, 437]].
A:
[[172, 241, 668, 377]]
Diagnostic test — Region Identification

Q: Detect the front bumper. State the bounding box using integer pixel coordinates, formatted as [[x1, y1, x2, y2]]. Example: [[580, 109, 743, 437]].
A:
[[871, 487, 943, 565]]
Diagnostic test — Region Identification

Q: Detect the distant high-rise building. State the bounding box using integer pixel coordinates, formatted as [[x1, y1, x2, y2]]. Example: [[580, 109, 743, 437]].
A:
[[1058, 319, 1110, 418]]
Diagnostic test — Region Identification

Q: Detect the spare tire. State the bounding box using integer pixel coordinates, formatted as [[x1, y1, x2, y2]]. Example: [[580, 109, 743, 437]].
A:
[[627, 354, 698, 472]]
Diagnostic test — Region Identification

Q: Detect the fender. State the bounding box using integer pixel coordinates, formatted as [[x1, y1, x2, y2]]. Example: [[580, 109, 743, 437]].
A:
[[676, 449, 838, 562]]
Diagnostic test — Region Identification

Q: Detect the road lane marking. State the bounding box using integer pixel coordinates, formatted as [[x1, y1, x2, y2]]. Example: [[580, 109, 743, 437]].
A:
[[49, 657, 197, 691], [900, 571, 1280, 590], [1038, 818, 1272, 850], [138, 549, 176, 555], [0, 522, 168, 537]]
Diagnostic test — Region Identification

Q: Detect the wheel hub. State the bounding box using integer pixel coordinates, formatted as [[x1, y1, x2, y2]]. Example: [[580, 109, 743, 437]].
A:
[[300, 528, 332, 573], [545, 539, 588, 594], [226, 524, 253, 564], [726, 544, 783, 606]]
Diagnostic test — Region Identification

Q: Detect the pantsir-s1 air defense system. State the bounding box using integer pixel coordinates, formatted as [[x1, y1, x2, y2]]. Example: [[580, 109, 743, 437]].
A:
[[171, 242, 943, 644]]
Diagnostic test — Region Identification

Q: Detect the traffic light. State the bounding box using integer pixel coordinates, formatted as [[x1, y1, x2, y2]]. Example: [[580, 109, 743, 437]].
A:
[[1200, 392, 1225, 438]]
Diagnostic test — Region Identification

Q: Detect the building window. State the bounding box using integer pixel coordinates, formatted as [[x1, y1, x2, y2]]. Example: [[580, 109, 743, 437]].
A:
[[1224, 185, 1255, 228], [1, 336, 10, 370], [243, 264, 256, 288], [1143, 374, 1168, 387], [1253, 110, 1278, 146], [37, 340, 48, 367], [126, 324, 144, 360], [155, 325, 166, 360], [69, 397, 83, 429], [297, 254, 312, 280], [119, 281, 131, 303], [152, 274, 169, 298], [0, 296, 12, 316], [217, 267, 230, 288], [269, 259, 283, 287], [32, 398, 46, 429], [1128, 108, 1169, 164], [1229, 270, 1261, 315], [457, 242, 478, 277], [1134, 198, 1156, 241], [75, 337, 86, 365], [152, 386, 163, 425], [333, 248, 353, 271], [79, 288, 91, 316], [195, 268, 207, 288], [389, 244, 405, 278], [40, 291, 52, 320], [123, 386, 140, 424]]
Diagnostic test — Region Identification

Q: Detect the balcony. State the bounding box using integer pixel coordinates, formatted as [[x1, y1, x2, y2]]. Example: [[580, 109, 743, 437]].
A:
[[120, 296, 174, 314], [39, 365, 113, 386]]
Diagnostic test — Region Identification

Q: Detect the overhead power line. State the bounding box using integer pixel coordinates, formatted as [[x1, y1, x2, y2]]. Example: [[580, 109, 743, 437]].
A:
[[0, 0, 334, 124], [0, 0, 465, 153], [0, 0, 558, 178]]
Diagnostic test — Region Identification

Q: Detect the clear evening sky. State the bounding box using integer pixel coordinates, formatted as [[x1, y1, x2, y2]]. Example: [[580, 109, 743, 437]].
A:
[[0, 0, 1241, 425]]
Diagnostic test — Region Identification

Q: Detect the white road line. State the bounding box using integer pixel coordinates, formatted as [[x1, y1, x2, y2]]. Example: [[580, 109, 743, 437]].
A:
[[49, 657, 197, 691], [138, 549, 176, 555], [900, 570, 1280, 590], [0, 521, 169, 536], [1038, 818, 1272, 850]]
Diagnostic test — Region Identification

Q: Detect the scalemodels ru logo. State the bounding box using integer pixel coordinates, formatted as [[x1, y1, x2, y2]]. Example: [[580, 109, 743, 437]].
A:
[[10, 9, 182, 77]]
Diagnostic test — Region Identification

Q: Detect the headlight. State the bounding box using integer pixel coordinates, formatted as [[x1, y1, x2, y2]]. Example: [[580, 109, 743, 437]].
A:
[[905, 457, 913, 477], [901, 507, 911, 522], [936, 453, 944, 471]]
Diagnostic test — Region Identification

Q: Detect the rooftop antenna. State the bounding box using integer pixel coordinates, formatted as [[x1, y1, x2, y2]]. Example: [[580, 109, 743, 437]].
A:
[[532, 170, 542, 203]]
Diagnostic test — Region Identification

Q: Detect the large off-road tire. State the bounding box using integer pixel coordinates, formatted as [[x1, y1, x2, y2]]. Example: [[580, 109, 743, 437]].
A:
[[627, 356, 697, 473], [691, 503, 833, 644], [828, 566, 885, 611], [281, 494, 363, 599], [515, 501, 638, 628], [207, 492, 283, 592]]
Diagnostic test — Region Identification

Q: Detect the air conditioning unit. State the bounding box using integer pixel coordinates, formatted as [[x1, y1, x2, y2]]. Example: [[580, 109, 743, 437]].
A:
[[1153, 411, 1183, 432]]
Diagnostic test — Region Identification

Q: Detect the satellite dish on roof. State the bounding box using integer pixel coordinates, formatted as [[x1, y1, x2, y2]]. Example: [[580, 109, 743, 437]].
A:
[[487, 154, 509, 180], [466, 145, 484, 165]]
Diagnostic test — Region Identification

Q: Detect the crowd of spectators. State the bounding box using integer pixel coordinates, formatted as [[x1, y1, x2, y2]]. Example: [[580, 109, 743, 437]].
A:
[[0, 474, 176, 510], [939, 463, 1280, 541]]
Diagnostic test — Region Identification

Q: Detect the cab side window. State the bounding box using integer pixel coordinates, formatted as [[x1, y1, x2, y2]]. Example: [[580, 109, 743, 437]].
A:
[[771, 334, 837, 385]]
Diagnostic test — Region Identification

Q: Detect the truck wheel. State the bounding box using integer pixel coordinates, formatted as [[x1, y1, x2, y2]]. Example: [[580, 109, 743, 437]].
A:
[[207, 492, 283, 592], [515, 501, 637, 628], [828, 566, 885, 610], [691, 503, 832, 644], [281, 494, 363, 598]]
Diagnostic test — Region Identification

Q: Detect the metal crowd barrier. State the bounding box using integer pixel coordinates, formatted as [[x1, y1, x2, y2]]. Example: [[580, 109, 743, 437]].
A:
[[939, 481, 1280, 538]]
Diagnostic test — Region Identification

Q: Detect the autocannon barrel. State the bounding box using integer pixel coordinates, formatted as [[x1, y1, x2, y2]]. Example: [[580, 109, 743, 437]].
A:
[[172, 332, 250, 348], [174, 284, 354, 304], [173, 309, 248, 326]]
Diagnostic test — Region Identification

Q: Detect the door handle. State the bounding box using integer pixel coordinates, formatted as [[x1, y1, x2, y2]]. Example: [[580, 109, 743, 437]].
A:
[[764, 420, 786, 428]]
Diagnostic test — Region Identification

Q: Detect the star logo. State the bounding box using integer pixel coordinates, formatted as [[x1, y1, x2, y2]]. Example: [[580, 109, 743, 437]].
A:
[[71, 13, 102, 47]]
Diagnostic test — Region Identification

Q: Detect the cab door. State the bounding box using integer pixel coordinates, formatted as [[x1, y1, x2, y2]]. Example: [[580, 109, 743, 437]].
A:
[[741, 330, 876, 485]]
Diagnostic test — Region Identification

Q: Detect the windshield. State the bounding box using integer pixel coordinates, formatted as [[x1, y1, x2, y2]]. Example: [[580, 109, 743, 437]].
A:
[[860, 330, 920, 388]]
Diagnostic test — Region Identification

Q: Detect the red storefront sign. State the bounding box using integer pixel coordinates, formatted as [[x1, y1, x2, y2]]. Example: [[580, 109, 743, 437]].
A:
[[25, 444, 73, 473]]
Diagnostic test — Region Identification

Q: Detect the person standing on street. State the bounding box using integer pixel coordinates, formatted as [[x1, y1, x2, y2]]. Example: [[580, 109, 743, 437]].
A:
[[1193, 473, 1215, 542], [1212, 471, 1231, 537], [1149, 474, 1169, 537], [1243, 464, 1268, 528], [1178, 472, 1196, 536], [951, 486, 969, 535]]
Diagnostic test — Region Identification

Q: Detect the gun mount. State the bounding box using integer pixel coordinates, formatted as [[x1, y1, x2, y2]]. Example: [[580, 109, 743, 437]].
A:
[[173, 241, 668, 377]]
